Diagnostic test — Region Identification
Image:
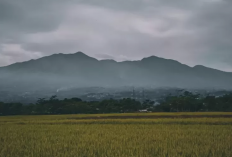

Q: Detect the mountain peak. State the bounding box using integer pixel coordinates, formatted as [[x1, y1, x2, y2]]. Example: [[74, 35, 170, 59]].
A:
[[49, 52, 91, 58], [142, 56, 160, 60], [141, 56, 161, 62], [73, 51, 96, 59], [74, 51, 88, 56]]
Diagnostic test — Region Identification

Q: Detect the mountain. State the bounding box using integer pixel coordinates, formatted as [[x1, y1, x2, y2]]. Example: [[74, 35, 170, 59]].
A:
[[0, 51, 232, 92]]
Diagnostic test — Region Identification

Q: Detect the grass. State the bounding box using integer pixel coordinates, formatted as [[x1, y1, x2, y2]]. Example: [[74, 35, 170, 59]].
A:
[[0, 112, 232, 157]]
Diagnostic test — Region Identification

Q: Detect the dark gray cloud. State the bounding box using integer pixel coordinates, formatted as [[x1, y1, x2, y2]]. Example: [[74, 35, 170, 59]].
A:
[[0, 0, 67, 38], [0, 0, 231, 71]]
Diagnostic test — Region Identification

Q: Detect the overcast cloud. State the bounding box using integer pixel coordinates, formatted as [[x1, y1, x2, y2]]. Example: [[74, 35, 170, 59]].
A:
[[0, 0, 231, 71]]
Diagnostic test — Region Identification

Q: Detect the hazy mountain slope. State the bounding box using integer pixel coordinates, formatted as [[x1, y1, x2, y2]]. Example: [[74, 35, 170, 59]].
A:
[[0, 52, 232, 91]]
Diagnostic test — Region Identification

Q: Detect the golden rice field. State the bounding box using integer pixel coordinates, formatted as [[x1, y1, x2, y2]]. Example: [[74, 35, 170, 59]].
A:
[[0, 112, 232, 157]]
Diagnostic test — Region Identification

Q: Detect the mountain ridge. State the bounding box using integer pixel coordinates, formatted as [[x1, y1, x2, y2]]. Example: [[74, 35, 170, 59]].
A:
[[0, 52, 230, 73], [0, 52, 232, 91]]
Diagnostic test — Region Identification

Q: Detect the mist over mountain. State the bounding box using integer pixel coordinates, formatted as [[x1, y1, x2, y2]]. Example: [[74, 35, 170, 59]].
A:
[[0, 52, 232, 93]]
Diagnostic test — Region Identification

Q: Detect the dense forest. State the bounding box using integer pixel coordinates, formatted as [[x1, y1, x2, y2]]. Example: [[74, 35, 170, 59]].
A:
[[0, 91, 232, 115]]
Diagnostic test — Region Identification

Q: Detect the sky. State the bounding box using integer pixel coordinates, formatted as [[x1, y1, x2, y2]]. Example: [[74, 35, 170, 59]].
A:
[[0, 0, 232, 71]]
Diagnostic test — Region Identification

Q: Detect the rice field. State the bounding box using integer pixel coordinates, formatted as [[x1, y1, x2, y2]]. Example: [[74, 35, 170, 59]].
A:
[[0, 112, 232, 157]]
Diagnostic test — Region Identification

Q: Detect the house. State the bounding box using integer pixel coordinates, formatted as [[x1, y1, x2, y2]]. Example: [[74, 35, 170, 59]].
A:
[[139, 109, 151, 113]]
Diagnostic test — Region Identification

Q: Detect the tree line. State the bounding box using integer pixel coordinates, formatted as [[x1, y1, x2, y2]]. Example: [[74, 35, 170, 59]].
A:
[[156, 91, 232, 112], [0, 91, 232, 115]]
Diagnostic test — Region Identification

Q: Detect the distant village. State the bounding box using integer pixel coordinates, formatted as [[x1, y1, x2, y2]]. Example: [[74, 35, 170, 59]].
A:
[[0, 86, 230, 104]]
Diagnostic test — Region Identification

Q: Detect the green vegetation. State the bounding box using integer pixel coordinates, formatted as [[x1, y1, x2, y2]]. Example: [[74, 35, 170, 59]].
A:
[[1, 91, 232, 116], [0, 113, 232, 157]]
